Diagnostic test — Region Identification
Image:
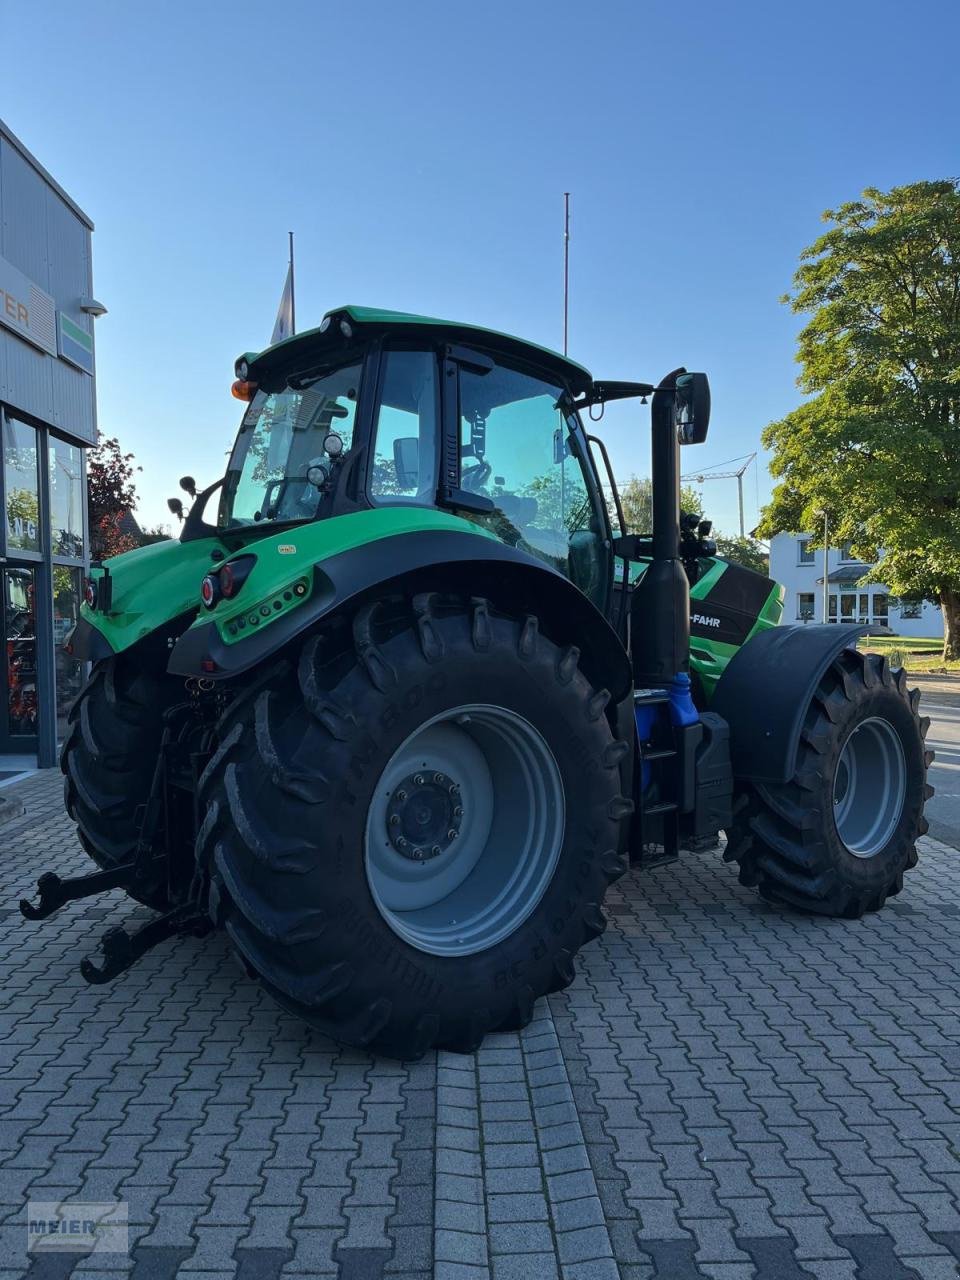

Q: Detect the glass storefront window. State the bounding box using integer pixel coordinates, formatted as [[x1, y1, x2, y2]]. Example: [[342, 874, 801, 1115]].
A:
[[53, 566, 84, 741], [3, 416, 40, 552], [3, 566, 38, 737], [49, 438, 84, 559]]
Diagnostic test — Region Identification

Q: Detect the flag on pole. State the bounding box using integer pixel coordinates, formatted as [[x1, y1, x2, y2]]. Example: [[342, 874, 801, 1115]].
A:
[[271, 262, 295, 345]]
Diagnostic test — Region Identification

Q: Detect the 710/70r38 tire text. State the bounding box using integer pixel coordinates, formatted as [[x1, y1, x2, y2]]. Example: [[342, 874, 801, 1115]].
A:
[[196, 594, 632, 1058]]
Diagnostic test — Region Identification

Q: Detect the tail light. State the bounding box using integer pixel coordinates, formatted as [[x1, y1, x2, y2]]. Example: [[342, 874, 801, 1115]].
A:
[[219, 555, 255, 599], [200, 555, 256, 609], [200, 575, 220, 608]]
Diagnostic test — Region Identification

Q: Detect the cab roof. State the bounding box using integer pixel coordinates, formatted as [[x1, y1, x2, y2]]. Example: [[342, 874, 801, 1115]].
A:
[[238, 304, 594, 393]]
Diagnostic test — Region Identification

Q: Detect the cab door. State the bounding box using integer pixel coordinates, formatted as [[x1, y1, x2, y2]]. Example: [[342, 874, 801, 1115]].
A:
[[441, 351, 614, 616]]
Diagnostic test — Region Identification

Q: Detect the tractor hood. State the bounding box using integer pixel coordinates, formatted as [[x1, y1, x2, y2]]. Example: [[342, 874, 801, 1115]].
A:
[[68, 535, 229, 661]]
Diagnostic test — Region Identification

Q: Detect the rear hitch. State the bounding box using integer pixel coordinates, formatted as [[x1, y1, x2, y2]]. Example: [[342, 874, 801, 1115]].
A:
[[80, 907, 211, 985], [19, 865, 147, 921]]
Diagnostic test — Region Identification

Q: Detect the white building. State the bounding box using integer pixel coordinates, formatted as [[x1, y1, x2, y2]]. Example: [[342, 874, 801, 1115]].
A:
[[768, 532, 944, 639]]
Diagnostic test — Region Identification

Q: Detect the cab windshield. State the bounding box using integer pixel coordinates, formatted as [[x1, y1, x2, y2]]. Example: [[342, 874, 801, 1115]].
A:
[[218, 361, 362, 528]]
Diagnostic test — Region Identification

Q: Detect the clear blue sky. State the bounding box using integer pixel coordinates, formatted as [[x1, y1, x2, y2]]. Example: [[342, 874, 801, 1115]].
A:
[[2, 0, 958, 538]]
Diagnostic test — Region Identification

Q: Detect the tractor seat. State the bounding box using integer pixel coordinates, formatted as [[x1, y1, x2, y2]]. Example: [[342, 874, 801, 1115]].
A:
[[495, 494, 538, 527]]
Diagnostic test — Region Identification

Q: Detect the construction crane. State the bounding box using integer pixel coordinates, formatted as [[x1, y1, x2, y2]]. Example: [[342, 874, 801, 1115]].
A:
[[682, 452, 757, 538]]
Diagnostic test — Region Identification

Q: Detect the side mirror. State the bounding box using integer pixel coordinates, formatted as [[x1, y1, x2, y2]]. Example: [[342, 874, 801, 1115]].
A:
[[393, 437, 419, 490], [676, 372, 710, 445], [167, 497, 185, 522], [179, 475, 197, 497]]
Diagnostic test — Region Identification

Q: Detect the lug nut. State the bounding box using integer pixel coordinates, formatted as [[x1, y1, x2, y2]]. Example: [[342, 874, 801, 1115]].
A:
[[434, 773, 444, 784], [396, 790, 407, 802], [414, 774, 425, 786], [389, 815, 400, 826], [454, 806, 463, 818], [397, 837, 408, 849], [413, 848, 424, 860], [431, 845, 441, 856], [447, 829, 458, 840]]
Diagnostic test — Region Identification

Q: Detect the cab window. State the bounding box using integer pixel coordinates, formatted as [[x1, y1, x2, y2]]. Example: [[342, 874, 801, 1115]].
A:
[[458, 361, 609, 608], [369, 350, 439, 504]]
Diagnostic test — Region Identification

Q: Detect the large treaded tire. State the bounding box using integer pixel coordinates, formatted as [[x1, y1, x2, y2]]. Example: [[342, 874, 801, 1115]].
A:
[[197, 595, 632, 1058], [60, 653, 182, 909], [725, 648, 933, 917]]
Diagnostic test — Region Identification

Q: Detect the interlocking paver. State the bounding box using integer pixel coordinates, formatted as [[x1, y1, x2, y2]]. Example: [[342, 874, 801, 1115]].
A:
[[5, 772, 960, 1276]]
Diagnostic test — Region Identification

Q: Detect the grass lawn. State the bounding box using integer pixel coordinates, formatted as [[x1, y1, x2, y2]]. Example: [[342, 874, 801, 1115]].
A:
[[858, 633, 958, 673]]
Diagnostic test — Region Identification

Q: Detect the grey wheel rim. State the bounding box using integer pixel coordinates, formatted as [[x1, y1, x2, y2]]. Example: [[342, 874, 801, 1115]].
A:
[[833, 716, 906, 858], [364, 703, 565, 957]]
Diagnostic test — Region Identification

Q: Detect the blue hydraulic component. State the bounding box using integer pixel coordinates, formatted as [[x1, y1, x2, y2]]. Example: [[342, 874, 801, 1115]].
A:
[[668, 672, 700, 728]]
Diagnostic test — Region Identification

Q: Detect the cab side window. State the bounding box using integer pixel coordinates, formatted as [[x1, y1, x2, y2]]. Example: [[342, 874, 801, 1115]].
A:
[[458, 361, 608, 608], [370, 350, 439, 504]]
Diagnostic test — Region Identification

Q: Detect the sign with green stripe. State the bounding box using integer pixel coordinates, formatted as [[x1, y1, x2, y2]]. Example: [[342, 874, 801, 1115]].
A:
[[57, 311, 94, 375]]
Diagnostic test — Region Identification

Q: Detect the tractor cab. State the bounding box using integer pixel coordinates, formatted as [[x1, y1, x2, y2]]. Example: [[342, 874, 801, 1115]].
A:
[[181, 305, 633, 619]]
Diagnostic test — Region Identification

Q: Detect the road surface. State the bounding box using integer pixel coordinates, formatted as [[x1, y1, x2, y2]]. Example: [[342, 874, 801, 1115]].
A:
[[920, 687, 960, 850]]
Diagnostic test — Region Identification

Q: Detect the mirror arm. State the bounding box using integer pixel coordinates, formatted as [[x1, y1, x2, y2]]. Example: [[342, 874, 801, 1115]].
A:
[[181, 477, 225, 543]]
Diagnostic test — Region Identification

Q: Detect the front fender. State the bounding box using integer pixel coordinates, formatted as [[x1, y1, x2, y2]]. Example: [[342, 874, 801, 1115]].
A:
[[168, 527, 632, 701], [711, 623, 868, 784]]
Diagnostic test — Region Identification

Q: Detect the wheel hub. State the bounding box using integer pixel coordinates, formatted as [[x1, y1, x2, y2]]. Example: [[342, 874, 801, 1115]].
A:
[[833, 715, 907, 858], [386, 771, 462, 861]]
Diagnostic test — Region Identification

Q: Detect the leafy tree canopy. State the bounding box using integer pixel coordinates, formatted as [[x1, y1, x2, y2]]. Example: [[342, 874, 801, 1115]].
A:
[[617, 476, 703, 533], [87, 436, 142, 561], [714, 534, 769, 576], [758, 180, 960, 659]]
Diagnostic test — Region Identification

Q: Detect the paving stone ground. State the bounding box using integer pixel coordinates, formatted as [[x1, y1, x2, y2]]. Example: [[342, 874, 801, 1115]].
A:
[[2, 769, 960, 1278]]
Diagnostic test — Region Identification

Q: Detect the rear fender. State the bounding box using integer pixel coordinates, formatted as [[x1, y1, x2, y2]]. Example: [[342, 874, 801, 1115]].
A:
[[711, 623, 868, 784], [167, 529, 633, 703]]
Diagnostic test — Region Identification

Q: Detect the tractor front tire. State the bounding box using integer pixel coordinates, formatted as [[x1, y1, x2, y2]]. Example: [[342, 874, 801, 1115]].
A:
[[61, 653, 181, 910], [197, 596, 632, 1058], [726, 648, 933, 917]]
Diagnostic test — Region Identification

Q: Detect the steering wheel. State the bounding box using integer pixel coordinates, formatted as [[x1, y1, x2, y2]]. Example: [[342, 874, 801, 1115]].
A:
[[461, 461, 492, 493]]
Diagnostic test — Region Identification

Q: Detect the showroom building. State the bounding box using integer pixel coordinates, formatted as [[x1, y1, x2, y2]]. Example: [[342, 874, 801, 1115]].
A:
[[0, 117, 101, 769]]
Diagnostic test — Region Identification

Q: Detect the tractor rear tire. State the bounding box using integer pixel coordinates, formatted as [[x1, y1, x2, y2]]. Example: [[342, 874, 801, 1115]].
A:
[[197, 595, 632, 1058], [61, 653, 182, 910], [725, 648, 933, 917]]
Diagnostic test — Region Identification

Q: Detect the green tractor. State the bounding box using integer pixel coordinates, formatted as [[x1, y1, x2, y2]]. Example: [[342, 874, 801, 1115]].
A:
[[21, 306, 933, 1058]]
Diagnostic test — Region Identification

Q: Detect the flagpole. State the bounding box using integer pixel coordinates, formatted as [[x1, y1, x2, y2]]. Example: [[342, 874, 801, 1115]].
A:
[[288, 231, 296, 336], [562, 193, 570, 357]]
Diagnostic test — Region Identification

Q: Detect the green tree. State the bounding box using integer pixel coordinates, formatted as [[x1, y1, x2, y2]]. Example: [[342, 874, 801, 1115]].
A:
[[758, 180, 960, 660], [88, 436, 141, 561], [715, 534, 769, 575], [139, 525, 172, 546], [617, 475, 703, 533]]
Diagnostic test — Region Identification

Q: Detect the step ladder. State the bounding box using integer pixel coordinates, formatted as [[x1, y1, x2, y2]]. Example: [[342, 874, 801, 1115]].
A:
[[633, 688, 680, 866]]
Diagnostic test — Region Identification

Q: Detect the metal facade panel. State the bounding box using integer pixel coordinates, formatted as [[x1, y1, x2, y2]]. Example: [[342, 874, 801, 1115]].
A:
[[45, 195, 89, 304], [0, 137, 49, 286], [1, 329, 54, 422], [48, 349, 94, 443], [0, 132, 96, 445]]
